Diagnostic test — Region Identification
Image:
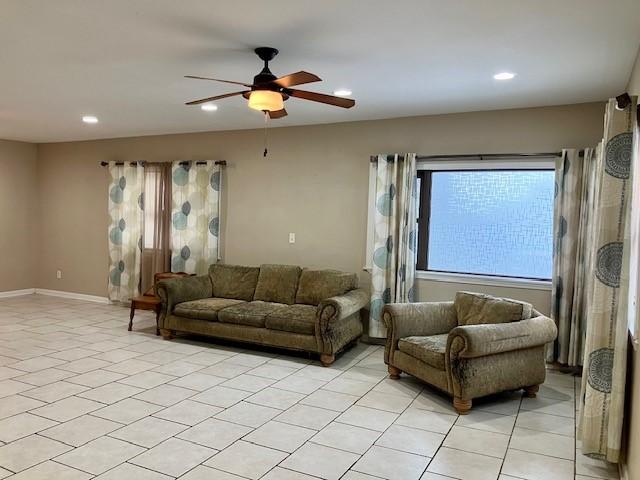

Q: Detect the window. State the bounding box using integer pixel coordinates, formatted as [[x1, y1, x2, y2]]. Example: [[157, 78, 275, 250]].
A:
[[416, 164, 555, 281]]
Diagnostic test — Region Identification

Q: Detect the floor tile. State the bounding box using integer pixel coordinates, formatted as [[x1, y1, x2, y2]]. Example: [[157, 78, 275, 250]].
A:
[[520, 396, 574, 418], [0, 412, 58, 442], [575, 449, 619, 479], [91, 348, 142, 363], [373, 377, 424, 398], [323, 376, 374, 396], [409, 390, 456, 414], [0, 394, 44, 419], [91, 397, 163, 424], [109, 415, 188, 447], [261, 467, 321, 480], [13, 367, 75, 386], [272, 374, 326, 394], [220, 373, 276, 392], [30, 396, 104, 422], [153, 399, 222, 425], [515, 410, 575, 437], [245, 386, 305, 410], [94, 462, 172, 479], [442, 425, 509, 458], [0, 434, 72, 472], [205, 440, 286, 479], [0, 379, 36, 398], [48, 347, 97, 361], [180, 465, 246, 479], [39, 414, 121, 446], [248, 363, 299, 380], [280, 442, 359, 480], [10, 356, 66, 372], [312, 421, 381, 454], [4, 460, 92, 480], [190, 385, 251, 408], [214, 401, 280, 427], [353, 445, 429, 480], [136, 350, 186, 365], [66, 369, 126, 388], [502, 448, 574, 480], [224, 352, 273, 368], [197, 361, 252, 379], [341, 366, 388, 383], [130, 437, 216, 477], [301, 388, 360, 412], [104, 359, 158, 375], [168, 372, 226, 391], [118, 371, 176, 389], [428, 446, 502, 480], [475, 391, 522, 416], [376, 424, 444, 457], [355, 390, 413, 413], [337, 405, 398, 431], [152, 360, 205, 377], [56, 435, 146, 475], [275, 404, 340, 430], [21, 380, 89, 403], [182, 351, 229, 366], [59, 358, 111, 374], [244, 420, 315, 452], [77, 382, 143, 404], [395, 407, 457, 434], [177, 418, 252, 450], [454, 409, 515, 434], [133, 383, 197, 406], [509, 426, 574, 460]]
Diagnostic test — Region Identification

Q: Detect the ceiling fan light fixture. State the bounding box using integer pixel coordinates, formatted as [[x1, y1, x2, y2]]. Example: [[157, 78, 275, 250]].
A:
[[248, 90, 284, 112], [333, 89, 352, 97]]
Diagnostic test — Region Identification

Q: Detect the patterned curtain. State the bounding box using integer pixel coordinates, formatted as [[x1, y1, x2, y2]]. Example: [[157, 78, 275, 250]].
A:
[[171, 161, 221, 275], [548, 148, 597, 366], [107, 162, 144, 302], [579, 96, 637, 462], [369, 154, 418, 338]]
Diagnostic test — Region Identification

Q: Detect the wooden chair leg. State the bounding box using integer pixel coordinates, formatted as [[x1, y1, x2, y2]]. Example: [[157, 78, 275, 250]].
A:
[[128, 302, 135, 331], [320, 354, 335, 367], [524, 385, 540, 398], [159, 329, 173, 340], [155, 308, 160, 336], [388, 365, 402, 379], [453, 397, 472, 415]]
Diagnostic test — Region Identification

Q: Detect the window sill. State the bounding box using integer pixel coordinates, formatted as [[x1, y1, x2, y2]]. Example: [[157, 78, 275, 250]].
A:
[[416, 270, 552, 291]]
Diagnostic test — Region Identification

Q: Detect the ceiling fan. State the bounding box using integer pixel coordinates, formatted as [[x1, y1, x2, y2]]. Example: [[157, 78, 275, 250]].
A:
[[185, 47, 355, 118]]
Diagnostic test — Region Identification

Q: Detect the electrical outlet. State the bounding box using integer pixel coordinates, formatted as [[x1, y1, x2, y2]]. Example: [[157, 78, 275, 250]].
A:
[[288, 233, 296, 244], [56, 270, 62, 279]]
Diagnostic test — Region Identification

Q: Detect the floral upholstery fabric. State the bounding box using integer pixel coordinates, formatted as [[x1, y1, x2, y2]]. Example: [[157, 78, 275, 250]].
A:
[[253, 264, 302, 305], [210, 264, 260, 301], [454, 291, 532, 326], [398, 334, 448, 370], [265, 304, 318, 335], [218, 301, 287, 328], [174, 297, 245, 321], [295, 269, 358, 306]]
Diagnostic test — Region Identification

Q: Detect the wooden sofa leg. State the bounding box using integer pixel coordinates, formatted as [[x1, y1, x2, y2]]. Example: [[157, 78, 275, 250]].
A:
[[388, 365, 402, 379], [159, 329, 173, 340], [453, 397, 472, 415], [320, 354, 335, 367], [524, 385, 540, 398]]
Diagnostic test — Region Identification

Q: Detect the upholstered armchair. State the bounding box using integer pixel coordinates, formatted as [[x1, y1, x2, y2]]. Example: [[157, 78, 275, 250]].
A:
[[383, 292, 558, 414]]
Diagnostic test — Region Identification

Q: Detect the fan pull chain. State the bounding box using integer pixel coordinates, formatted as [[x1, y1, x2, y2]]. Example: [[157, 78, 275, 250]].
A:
[[263, 111, 269, 157]]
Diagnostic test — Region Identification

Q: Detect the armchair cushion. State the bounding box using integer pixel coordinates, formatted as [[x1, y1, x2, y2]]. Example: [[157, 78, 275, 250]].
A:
[[265, 304, 318, 335], [398, 334, 448, 370], [218, 301, 287, 328], [174, 298, 245, 321], [210, 264, 260, 301], [295, 269, 358, 306], [454, 291, 533, 326], [253, 264, 302, 305]]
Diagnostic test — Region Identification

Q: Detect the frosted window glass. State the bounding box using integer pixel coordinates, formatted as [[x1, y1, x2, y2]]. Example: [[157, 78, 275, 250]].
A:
[[427, 170, 554, 279]]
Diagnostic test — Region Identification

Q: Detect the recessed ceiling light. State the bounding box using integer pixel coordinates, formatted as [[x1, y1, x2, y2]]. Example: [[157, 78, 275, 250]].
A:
[[82, 115, 98, 124], [201, 103, 218, 112], [333, 89, 352, 97], [493, 72, 516, 80]]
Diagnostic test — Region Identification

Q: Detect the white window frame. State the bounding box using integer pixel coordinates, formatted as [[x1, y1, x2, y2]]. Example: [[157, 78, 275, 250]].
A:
[[628, 123, 640, 349], [366, 155, 555, 290]]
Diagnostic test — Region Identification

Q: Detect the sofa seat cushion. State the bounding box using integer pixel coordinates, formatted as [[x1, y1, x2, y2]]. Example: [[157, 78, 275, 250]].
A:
[[218, 301, 287, 328], [455, 291, 533, 326], [265, 304, 318, 335], [253, 264, 302, 305], [398, 334, 448, 371], [174, 298, 246, 321], [295, 269, 358, 306], [209, 264, 260, 301]]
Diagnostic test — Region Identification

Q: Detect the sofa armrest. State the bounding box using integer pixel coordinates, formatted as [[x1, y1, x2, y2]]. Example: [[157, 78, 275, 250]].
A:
[[447, 315, 558, 359], [157, 275, 213, 316], [383, 301, 457, 365], [318, 288, 369, 325]]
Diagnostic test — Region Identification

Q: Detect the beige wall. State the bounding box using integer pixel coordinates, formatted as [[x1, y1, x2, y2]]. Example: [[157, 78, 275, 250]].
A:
[[624, 47, 640, 480], [36, 102, 605, 315], [0, 140, 38, 291]]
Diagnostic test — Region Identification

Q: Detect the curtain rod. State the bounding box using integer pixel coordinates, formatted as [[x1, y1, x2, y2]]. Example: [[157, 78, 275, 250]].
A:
[[369, 151, 583, 163], [100, 160, 226, 166]]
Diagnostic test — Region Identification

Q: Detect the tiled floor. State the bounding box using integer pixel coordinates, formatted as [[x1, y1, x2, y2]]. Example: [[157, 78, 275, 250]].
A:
[[0, 294, 620, 480]]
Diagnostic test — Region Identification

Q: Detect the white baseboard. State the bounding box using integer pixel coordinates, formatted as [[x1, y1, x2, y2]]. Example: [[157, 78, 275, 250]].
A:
[[34, 289, 110, 304], [0, 288, 36, 298]]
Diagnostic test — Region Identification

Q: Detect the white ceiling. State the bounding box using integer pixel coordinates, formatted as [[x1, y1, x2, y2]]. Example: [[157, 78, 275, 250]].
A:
[[1, 0, 639, 143]]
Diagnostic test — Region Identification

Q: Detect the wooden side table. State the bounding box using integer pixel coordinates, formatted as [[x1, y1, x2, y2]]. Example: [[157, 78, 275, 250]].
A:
[[128, 271, 192, 334]]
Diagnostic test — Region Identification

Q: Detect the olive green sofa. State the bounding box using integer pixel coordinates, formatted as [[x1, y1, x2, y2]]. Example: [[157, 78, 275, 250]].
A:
[[157, 264, 368, 366], [384, 291, 558, 414]]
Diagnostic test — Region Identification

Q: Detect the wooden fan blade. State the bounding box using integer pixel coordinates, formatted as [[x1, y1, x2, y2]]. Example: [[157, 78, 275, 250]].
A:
[[272, 71, 321, 88], [185, 90, 249, 105], [185, 75, 253, 87], [287, 89, 355, 108], [268, 108, 288, 119]]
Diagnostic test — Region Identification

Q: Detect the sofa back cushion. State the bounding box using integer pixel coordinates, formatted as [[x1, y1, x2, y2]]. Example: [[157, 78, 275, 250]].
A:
[[209, 264, 260, 301], [454, 291, 533, 326], [295, 269, 358, 305], [253, 264, 302, 305]]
